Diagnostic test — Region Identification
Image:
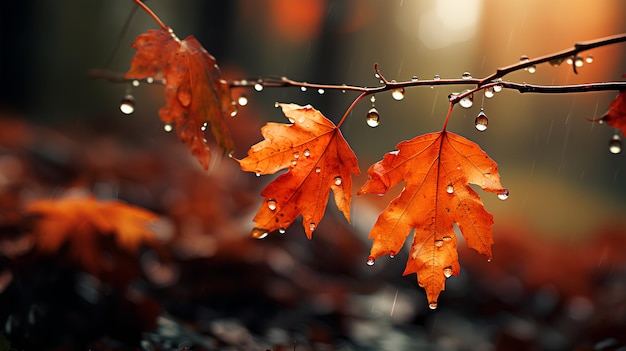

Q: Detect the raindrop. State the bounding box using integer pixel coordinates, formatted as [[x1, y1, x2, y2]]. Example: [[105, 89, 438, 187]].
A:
[[315, 167, 321, 174], [442, 236, 452, 242], [475, 110, 488, 132], [201, 122, 208, 131], [251, 228, 269, 239], [519, 55, 529, 63], [132, 80, 140, 87], [303, 149, 311, 157], [446, 184, 454, 194], [254, 83, 264, 91], [255, 172, 261, 177], [267, 198, 277, 211], [566, 57, 574, 65], [443, 266, 453, 278], [163, 123, 174, 132], [389, 252, 396, 258], [146, 77, 154, 84], [461, 71, 472, 79], [300, 86, 307, 92], [549, 58, 565, 67], [291, 160, 297, 166], [370, 95, 376, 103], [317, 88, 325, 94], [366, 256, 375, 266], [293, 151, 300, 159], [484, 87, 495, 99], [231, 108, 238, 117], [585, 55, 594, 64], [309, 222, 316, 231], [428, 302, 438, 310], [411, 76, 419, 82], [392, 87, 405, 101], [433, 74, 441, 80], [334, 176, 342, 186], [493, 83, 503, 93], [574, 56, 584, 68], [237, 95, 248, 106], [609, 134, 622, 154], [279, 228, 286, 234], [497, 189, 510, 200], [434, 240, 443, 247], [527, 65, 537, 73], [459, 91, 473, 108], [366, 108, 380, 127], [120, 94, 136, 115]]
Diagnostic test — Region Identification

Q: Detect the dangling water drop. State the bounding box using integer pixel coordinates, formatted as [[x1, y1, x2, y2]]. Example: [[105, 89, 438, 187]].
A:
[[279, 228, 286, 234], [315, 167, 321, 174], [163, 123, 174, 132], [255, 172, 261, 177], [303, 149, 311, 157], [309, 222, 316, 231], [254, 82, 264, 91], [267, 198, 277, 211], [132, 80, 140, 87], [609, 134, 622, 154], [443, 267, 453, 278], [585, 55, 594, 64], [461, 71, 472, 79], [146, 77, 154, 84], [334, 176, 342, 186], [366, 256, 375, 266], [120, 94, 135, 115], [392, 87, 405, 101], [550, 58, 565, 67], [446, 184, 454, 194], [498, 189, 510, 200], [459, 91, 473, 108], [370, 95, 376, 103], [528, 65, 537, 73], [475, 110, 489, 132], [300, 86, 307, 92], [317, 88, 325, 94], [574, 56, 584, 67], [251, 228, 269, 239], [366, 108, 380, 127], [389, 252, 396, 258], [237, 95, 248, 106], [429, 302, 438, 310], [484, 87, 495, 99]]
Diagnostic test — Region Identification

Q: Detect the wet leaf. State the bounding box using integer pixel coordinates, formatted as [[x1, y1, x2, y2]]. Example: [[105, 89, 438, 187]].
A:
[[358, 130, 506, 306], [238, 103, 360, 238], [125, 28, 236, 169]]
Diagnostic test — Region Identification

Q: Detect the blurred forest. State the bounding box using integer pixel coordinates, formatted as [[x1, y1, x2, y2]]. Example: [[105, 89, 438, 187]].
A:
[[1, 1, 626, 350]]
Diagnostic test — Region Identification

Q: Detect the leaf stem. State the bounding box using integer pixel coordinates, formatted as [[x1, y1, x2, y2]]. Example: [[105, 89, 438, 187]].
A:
[[131, 0, 167, 30], [442, 103, 454, 131], [337, 91, 369, 128]]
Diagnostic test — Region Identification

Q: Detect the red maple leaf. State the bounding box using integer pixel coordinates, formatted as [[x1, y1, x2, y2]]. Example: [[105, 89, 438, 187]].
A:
[[598, 76, 626, 136], [125, 28, 236, 169], [358, 130, 507, 308], [237, 103, 360, 238]]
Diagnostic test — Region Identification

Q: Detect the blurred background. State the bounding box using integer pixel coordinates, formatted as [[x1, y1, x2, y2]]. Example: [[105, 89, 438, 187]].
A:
[[1, 1, 626, 350]]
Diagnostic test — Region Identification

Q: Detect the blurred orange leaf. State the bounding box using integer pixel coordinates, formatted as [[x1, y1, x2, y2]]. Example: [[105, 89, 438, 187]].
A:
[[26, 197, 157, 275], [125, 28, 236, 169], [238, 103, 360, 239], [358, 130, 507, 307]]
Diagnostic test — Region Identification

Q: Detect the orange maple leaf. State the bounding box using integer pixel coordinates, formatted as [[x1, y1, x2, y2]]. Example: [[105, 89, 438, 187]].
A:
[[125, 28, 236, 169], [238, 103, 360, 238], [26, 197, 157, 275], [358, 130, 507, 308], [598, 76, 626, 136]]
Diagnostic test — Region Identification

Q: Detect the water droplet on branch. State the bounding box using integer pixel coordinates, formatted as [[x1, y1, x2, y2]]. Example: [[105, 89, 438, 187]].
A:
[[392, 87, 405, 101], [120, 94, 136, 115], [254, 82, 264, 91], [585, 55, 594, 64], [300, 86, 307, 92], [484, 87, 495, 99], [317, 88, 325, 94], [411, 76, 419, 82], [366, 108, 380, 127], [163, 123, 174, 132], [461, 72, 472, 79], [574, 56, 584, 67], [459, 91, 473, 108], [237, 95, 248, 106], [609, 134, 622, 154], [475, 110, 488, 131]]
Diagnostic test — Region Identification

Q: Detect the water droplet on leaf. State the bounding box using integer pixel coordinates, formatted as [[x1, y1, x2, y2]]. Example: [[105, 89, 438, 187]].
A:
[[163, 123, 173, 132], [366, 257, 375, 266], [132, 80, 140, 87], [475, 110, 488, 131], [315, 167, 321, 174], [309, 222, 316, 231], [435, 240, 443, 247], [291, 160, 297, 166], [442, 236, 452, 242], [303, 149, 311, 157], [146, 77, 154, 84], [279, 228, 286, 234], [392, 87, 405, 101], [498, 189, 510, 200], [293, 151, 300, 159], [238, 95, 248, 106], [255, 172, 261, 177], [443, 267, 453, 278], [201, 122, 208, 131], [446, 184, 454, 194], [389, 252, 396, 258], [267, 198, 277, 211], [609, 134, 622, 154], [334, 176, 342, 186], [251, 228, 269, 239], [461, 72, 472, 79], [429, 302, 438, 310], [120, 94, 135, 115], [366, 108, 380, 127]]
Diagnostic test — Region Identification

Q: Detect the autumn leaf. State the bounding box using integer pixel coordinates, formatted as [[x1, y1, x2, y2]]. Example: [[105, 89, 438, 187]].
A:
[[26, 197, 157, 275], [125, 28, 236, 169], [358, 130, 507, 307], [238, 103, 360, 238], [597, 75, 626, 136]]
